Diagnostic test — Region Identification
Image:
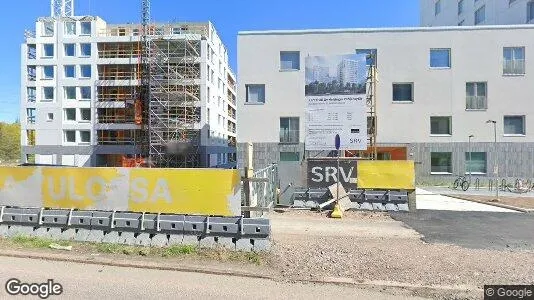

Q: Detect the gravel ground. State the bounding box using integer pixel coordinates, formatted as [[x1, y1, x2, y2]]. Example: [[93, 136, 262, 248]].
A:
[[268, 210, 534, 299]]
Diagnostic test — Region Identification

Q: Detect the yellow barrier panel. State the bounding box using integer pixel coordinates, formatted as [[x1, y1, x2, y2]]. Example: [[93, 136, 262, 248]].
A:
[[357, 161, 415, 190], [42, 167, 125, 210], [128, 168, 241, 216], [0, 167, 241, 216]]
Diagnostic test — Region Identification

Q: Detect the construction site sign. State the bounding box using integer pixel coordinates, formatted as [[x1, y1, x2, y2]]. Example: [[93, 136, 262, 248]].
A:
[[0, 167, 241, 216], [304, 53, 368, 151]]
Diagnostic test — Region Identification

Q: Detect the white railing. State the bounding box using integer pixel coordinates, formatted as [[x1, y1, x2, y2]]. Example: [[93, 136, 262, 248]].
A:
[[466, 96, 487, 110], [503, 59, 525, 75]]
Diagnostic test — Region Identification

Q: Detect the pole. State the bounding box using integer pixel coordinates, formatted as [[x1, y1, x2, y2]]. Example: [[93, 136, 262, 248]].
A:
[[337, 149, 340, 202], [494, 122, 499, 200], [468, 136, 472, 179]]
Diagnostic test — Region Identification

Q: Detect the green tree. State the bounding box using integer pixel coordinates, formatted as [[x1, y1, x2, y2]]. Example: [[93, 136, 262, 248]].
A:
[[0, 121, 21, 163]]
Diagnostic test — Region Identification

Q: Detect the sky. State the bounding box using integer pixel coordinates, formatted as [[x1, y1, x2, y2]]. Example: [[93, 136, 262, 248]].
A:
[[0, 0, 419, 122]]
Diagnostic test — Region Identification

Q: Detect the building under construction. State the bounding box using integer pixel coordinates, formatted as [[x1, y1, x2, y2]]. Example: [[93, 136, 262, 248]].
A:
[[20, 1, 237, 168]]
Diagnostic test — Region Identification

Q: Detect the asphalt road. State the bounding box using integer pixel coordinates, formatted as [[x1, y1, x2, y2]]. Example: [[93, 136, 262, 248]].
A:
[[0, 256, 425, 300], [391, 210, 534, 250]]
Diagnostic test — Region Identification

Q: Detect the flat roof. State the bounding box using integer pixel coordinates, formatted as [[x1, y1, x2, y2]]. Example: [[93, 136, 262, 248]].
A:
[[239, 24, 534, 36]]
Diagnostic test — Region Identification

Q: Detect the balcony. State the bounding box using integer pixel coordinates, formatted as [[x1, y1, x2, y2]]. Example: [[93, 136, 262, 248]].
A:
[[503, 60, 525, 75], [280, 130, 299, 144], [466, 96, 487, 110]]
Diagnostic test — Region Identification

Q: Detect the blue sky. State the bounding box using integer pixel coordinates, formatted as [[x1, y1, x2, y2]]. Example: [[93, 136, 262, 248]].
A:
[[0, 0, 418, 122]]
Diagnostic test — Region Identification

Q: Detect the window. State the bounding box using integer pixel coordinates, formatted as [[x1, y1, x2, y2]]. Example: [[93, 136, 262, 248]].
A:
[[392, 83, 413, 102], [466, 82, 487, 110], [64, 65, 75, 78], [27, 87, 36, 102], [80, 108, 91, 122], [504, 115, 526, 135], [465, 152, 487, 174], [26, 108, 36, 124], [65, 108, 76, 121], [28, 66, 37, 81], [529, 1, 534, 23], [475, 5, 485, 25], [280, 152, 300, 162], [43, 44, 54, 58], [81, 22, 91, 35], [43, 87, 54, 101], [503, 47, 525, 75], [65, 87, 76, 100], [280, 117, 299, 143], [430, 49, 451, 68], [207, 86, 211, 103], [65, 22, 76, 35], [431, 152, 452, 174], [80, 86, 91, 100], [80, 65, 91, 78], [356, 49, 377, 66], [280, 51, 300, 71], [80, 131, 91, 143], [46, 113, 54, 121], [245, 84, 265, 104], [64, 131, 76, 143], [42, 21, 54, 36], [64, 44, 75, 56], [27, 130, 36, 146], [435, 0, 441, 15], [430, 116, 452, 135], [80, 43, 91, 56], [43, 66, 54, 79], [27, 44, 36, 59], [458, 0, 464, 15]]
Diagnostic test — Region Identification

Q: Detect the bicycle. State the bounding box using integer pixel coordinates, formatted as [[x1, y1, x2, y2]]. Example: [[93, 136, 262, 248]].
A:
[[452, 175, 470, 191]]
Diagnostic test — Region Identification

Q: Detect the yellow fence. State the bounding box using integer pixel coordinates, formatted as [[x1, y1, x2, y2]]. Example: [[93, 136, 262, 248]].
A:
[[0, 167, 241, 216], [357, 161, 415, 190]]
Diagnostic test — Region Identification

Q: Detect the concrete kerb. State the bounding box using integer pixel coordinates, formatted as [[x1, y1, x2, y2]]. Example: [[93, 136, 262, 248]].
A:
[[0, 249, 478, 297], [445, 194, 532, 213]]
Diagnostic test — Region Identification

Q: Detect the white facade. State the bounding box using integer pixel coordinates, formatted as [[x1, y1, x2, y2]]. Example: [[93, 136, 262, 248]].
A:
[[21, 16, 236, 168], [237, 25, 534, 179], [421, 0, 534, 26]]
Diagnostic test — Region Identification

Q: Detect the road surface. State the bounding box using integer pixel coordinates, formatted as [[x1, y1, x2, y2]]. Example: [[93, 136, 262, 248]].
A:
[[0, 256, 425, 300]]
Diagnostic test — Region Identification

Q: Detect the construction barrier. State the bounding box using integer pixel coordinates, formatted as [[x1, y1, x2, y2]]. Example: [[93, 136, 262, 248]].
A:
[[0, 167, 241, 217], [356, 160, 415, 190], [0, 208, 270, 251]]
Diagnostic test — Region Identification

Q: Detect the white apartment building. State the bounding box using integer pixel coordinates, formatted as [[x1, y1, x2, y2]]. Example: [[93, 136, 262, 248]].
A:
[[421, 0, 534, 26], [21, 14, 237, 168], [237, 25, 534, 184]]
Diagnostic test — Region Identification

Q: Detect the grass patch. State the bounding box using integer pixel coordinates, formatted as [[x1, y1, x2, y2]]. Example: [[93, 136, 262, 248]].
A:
[[11, 235, 70, 248], [163, 244, 197, 257]]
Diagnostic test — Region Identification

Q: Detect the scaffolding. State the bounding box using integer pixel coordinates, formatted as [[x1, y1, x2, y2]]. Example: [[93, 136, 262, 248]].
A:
[[146, 33, 203, 168]]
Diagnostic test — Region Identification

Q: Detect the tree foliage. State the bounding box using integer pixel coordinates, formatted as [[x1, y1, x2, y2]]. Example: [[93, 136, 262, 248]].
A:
[[0, 121, 21, 162]]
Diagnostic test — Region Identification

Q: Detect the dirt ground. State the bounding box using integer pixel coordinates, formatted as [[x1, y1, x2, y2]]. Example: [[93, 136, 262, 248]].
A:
[[446, 194, 534, 209], [267, 210, 534, 299]]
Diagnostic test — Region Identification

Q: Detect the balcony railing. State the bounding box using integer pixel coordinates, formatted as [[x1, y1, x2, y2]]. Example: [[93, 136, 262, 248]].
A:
[[280, 130, 299, 144], [466, 96, 487, 110], [27, 116, 35, 124], [503, 59, 525, 75], [27, 95, 36, 103]]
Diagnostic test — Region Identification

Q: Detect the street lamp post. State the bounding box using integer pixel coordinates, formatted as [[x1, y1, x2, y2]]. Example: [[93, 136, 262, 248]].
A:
[[468, 135, 474, 182], [486, 120, 498, 200]]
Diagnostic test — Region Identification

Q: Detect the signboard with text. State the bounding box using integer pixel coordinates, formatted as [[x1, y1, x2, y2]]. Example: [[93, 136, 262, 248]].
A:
[[305, 54, 368, 151]]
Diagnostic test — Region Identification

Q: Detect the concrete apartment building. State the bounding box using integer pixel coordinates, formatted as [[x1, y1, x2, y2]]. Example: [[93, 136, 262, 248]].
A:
[[237, 25, 534, 184], [21, 8, 237, 168], [421, 0, 534, 26]]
